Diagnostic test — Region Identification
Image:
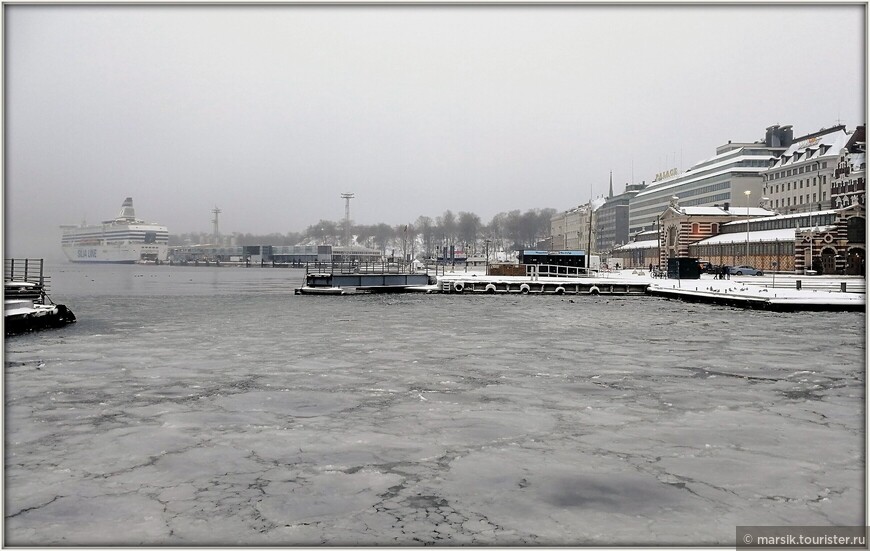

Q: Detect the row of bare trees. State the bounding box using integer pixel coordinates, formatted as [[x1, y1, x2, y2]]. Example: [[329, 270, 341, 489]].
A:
[[168, 208, 556, 259], [305, 208, 555, 258]]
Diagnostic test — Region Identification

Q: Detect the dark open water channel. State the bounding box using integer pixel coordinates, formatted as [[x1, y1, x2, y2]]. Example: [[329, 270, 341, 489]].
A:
[[4, 263, 865, 545]]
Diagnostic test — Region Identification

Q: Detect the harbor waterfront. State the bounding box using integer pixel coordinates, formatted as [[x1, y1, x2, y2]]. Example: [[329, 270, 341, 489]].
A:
[[4, 262, 865, 546]]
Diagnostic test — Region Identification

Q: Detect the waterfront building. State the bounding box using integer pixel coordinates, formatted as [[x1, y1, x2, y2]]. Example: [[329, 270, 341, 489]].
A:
[[168, 244, 381, 265], [658, 201, 775, 266], [550, 197, 606, 254], [628, 125, 791, 235], [596, 180, 647, 255], [761, 125, 854, 214], [606, 230, 659, 269], [610, 199, 865, 275], [831, 125, 866, 210], [690, 203, 865, 275], [549, 205, 586, 251], [611, 199, 774, 269]]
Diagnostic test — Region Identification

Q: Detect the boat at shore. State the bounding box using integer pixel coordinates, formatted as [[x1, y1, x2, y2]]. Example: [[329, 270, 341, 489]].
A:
[[5, 259, 76, 336], [60, 197, 169, 263]]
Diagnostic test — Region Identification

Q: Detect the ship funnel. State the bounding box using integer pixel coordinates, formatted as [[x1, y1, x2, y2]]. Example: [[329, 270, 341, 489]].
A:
[[118, 197, 136, 220]]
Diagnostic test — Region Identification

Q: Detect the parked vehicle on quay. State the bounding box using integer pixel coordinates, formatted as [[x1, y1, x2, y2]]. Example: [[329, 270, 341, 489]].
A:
[[729, 265, 764, 276], [697, 260, 714, 273]]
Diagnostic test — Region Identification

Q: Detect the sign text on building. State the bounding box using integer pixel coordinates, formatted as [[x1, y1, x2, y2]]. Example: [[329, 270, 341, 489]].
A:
[[654, 168, 679, 182]]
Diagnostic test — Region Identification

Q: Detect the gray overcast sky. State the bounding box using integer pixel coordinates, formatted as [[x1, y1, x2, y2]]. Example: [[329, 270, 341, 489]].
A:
[[4, 3, 866, 258]]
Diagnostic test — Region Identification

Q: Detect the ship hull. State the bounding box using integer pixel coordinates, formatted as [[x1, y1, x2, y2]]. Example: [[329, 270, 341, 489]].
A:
[[61, 243, 168, 263]]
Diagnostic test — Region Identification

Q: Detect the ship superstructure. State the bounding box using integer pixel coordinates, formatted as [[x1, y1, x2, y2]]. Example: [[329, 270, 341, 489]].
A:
[[60, 198, 169, 263]]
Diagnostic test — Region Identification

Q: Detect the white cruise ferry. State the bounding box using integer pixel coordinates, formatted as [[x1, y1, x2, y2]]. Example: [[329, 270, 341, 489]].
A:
[[61, 198, 169, 263]]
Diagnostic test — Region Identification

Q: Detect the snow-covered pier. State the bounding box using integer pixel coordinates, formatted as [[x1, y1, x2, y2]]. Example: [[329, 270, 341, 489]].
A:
[[434, 273, 649, 295], [294, 264, 865, 311], [433, 269, 864, 311], [646, 277, 865, 311]]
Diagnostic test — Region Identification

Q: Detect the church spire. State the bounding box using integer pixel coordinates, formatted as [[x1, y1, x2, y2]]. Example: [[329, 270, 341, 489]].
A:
[[608, 171, 614, 199]]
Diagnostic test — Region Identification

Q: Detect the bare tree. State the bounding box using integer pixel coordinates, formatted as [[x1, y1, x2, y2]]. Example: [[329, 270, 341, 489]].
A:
[[437, 210, 457, 260], [415, 215, 434, 259], [373, 223, 394, 255], [457, 211, 482, 255]]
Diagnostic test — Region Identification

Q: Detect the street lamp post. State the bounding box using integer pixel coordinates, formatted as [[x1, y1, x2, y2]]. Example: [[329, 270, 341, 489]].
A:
[[655, 216, 661, 271], [484, 239, 491, 276], [758, 196, 770, 270], [744, 190, 752, 263]]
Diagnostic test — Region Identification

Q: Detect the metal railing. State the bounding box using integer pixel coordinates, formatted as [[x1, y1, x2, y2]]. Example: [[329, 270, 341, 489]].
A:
[[4, 258, 50, 299], [5, 258, 48, 286], [305, 259, 424, 276], [784, 280, 865, 293], [526, 264, 595, 279]]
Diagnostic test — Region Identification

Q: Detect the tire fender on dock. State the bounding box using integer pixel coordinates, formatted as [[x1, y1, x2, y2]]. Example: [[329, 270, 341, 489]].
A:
[[519, 283, 531, 294], [485, 284, 497, 293], [588, 285, 600, 295], [554, 286, 565, 295], [453, 281, 465, 293]]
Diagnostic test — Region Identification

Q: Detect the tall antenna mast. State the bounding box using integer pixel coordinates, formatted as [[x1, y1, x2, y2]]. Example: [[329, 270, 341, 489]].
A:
[[212, 206, 221, 241], [341, 193, 354, 247]]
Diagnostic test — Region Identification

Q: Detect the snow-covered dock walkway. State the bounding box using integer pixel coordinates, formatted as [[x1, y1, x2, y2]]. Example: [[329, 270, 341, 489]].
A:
[[433, 268, 865, 311]]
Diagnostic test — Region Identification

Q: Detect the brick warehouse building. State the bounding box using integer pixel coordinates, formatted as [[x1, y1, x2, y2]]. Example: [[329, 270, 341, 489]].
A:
[[610, 202, 865, 275]]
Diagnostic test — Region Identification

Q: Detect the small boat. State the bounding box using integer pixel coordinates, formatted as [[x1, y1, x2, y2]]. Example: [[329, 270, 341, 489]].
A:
[[5, 259, 76, 336], [294, 286, 348, 295]]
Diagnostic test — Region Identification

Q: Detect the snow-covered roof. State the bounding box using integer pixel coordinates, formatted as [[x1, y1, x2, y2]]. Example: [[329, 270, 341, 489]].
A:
[[612, 240, 658, 251], [591, 196, 608, 210], [695, 225, 837, 245], [849, 152, 866, 171], [722, 208, 839, 225], [771, 129, 849, 168], [677, 206, 775, 217], [678, 207, 729, 216]]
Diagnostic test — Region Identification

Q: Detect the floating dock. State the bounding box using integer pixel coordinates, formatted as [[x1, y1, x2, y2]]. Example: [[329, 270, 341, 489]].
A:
[[294, 261, 433, 295], [435, 275, 648, 295], [292, 261, 865, 311], [646, 281, 865, 312]]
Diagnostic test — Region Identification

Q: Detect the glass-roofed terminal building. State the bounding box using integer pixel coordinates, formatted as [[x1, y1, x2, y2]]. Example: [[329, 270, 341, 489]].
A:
[[628, 125, 793, 235]]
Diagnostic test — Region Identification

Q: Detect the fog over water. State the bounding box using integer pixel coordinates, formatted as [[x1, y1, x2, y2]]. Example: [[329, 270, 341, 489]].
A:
[[4, 264, 865, 545], [5, 4, 866, 258]]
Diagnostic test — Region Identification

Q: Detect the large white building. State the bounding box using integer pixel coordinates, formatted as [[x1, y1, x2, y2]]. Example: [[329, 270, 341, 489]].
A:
[[628, 125, 791, 235], [761, 125, 853, 214]]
